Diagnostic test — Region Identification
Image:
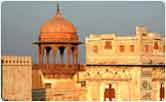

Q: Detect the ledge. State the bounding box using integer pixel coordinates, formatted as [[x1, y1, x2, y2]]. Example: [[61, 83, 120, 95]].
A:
[[32, 41, 83, 44], [86, 64, 165, 67]]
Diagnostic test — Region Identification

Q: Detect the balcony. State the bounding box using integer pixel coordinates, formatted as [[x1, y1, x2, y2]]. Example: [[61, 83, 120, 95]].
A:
[[32, 64, 85, 75]]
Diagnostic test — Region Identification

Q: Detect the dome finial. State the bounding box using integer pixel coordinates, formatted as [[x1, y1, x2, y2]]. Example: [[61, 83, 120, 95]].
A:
[[56, 3, 61, 16], [57, 3, 60, 12]]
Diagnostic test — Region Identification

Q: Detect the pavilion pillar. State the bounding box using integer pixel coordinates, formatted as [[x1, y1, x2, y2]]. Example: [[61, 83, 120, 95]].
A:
[[38, 45, 44, 64], [72, 47, 75, 64], [38, 45, 41, 64], [75, 47, 78, 65], [53, 47, 57, 64], [67, 46, 71, 65], [41, 47, 44, 64]]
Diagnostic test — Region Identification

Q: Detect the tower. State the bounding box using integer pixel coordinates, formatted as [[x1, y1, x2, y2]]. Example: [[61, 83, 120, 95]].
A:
[[2, 56, 32, 101], [32, 4, 84, 101]]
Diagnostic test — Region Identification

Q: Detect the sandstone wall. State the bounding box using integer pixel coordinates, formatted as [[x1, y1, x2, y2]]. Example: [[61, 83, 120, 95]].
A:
[[2, 56, 32, 101]]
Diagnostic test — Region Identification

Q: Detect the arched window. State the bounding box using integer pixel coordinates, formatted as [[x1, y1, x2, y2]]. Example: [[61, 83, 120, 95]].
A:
[[104, 84, 115, 101], [160, 83, 165, 101], [1, 60, 3, 64], [45, 83, 51, 88], [104, 41, 112, 49], [145, 45, 149, 52], [163, 45, 165, 52], [119, 45, 125, 52], [154, 42, 159, 49], [93, 45, 98, 53], [130, 45, 135, 52]]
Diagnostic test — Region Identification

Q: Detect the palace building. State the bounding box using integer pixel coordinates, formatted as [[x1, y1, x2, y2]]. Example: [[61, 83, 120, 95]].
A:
[[1, 5, 165, 101], [79, 26, 165, 101], [86, 26, 165, 65]]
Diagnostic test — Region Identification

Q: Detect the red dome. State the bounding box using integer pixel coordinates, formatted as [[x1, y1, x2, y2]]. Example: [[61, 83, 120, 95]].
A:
[[39, 6, 78, 41]]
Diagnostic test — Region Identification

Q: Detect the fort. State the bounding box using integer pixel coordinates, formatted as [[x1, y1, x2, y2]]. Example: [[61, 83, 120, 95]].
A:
[[1, 5, 165, 101]]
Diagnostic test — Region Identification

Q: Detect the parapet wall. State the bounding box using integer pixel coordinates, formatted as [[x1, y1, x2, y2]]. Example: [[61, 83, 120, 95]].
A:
[[2, 55, 32, 100], [1, 56, 32, 65]]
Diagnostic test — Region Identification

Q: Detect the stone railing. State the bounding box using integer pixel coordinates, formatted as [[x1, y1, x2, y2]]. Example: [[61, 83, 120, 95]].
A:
[[1, 56, 32, 65], [32, 64, 85, 75]]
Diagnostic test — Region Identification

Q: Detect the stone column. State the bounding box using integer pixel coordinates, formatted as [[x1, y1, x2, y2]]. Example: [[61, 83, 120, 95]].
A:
[[39, 45, 44, 64], [53, 47, 57, 64], [38, 45, 41, 64], [41, 46, 44, 64], [75, 47, 78, 65], [72, 47, 75, 64], [67, 46, 71, 65]]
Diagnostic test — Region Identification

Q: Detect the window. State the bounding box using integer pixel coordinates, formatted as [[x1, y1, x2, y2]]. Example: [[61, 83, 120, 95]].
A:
[[1, 60, 3, 64], [145, 45, 149, 52], [104, 41, 112, 49], [104, 83, 115, 101], [130, 45, 135, 52], [80, 81, 86, 87], [87, 72, 90, 76], [93, 45, 98, 53], [142, 33, 146, 36], [45, 83, 51, 88], [163, 45, 165, 52], [154, 42, 159, 49], [119, 45, 125, 52]]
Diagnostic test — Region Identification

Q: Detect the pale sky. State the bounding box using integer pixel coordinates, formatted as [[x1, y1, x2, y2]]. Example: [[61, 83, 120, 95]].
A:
[[2, 1, 165, 64]]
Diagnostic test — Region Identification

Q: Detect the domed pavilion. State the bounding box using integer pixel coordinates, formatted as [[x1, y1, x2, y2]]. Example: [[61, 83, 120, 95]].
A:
[[33, 4, 82, 78]]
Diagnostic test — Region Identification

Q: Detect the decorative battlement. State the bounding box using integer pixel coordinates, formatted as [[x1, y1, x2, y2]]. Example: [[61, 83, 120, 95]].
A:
[[79, 68, 132, 81], [1, 56, 32, 65], [136, 26, 148, 35]]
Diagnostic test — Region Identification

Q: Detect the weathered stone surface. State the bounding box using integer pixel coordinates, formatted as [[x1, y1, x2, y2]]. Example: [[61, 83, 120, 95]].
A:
[[86, 26, 165, 65], [2, 56, 32, 101]]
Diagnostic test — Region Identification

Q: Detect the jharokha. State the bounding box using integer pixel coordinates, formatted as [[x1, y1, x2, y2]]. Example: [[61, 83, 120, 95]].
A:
[[2, 5, 165, 101]]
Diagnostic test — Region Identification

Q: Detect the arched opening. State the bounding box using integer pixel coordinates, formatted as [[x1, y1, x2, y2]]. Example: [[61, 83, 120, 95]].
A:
[[58, 46, 65, 64], [44, 46, 52, 64], [104, 83, 115, 101], [160, 82, 165, 101]]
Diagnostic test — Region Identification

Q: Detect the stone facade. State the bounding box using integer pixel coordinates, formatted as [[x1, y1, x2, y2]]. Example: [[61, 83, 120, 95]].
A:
[[2, 28, 165, 101], [2, 4, 165, 101], [82, 27, 165, 101], [1, 56, 32, 101], [86, 26, 165, 65], [78, 65, 165, 101]]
